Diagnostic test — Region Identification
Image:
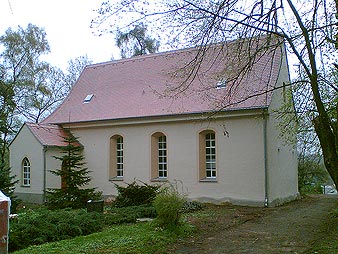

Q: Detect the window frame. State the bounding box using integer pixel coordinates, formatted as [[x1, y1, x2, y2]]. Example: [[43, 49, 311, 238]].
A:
[[158, 135, 167, 178], [22, 157, 31, 187], [151, 132, 168, 180], [199, 130, 217, 181], [116, 136, 124, 178], [109, 135, 124, 180]]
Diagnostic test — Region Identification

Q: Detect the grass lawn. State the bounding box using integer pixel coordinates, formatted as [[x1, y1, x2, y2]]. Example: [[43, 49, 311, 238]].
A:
[[12, 222, 193, 254], [10, 197, 338, 253]]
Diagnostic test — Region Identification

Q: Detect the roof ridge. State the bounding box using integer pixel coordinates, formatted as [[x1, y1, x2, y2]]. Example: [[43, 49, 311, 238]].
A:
[[86, 36, 272, 69], [26, 122, 59, 128], [86, 46, 200, 69]]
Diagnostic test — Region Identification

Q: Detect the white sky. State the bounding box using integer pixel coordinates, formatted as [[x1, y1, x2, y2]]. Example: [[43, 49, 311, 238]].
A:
[[0, 0, 119, 70]]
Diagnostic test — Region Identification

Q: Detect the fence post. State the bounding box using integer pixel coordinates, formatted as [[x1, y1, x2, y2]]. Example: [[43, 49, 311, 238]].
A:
[[0, 191, 10, 254]]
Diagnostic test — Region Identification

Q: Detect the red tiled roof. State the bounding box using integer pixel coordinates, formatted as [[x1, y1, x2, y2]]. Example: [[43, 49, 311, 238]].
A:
[[43, 39, 283, 124], [26, 123, 74, 147]]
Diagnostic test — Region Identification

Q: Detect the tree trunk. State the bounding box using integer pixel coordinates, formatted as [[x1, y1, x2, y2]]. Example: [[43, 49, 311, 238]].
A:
[[313, 115, 338, 187]]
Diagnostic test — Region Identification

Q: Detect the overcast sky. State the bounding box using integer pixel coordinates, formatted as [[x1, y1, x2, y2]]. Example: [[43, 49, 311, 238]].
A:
[[0, 0, 119, 70]]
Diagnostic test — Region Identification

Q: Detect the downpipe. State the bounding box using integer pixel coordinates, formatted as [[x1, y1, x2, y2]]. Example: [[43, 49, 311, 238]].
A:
[[263, 111, 269, 207]]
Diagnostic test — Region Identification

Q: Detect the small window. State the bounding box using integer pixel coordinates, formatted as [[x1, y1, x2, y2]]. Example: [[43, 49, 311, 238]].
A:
[[216, 79, 226, 89], [116, 136, 124, 177], [83, 94, 94, 103], [22, 157, 31, 186], [151, 132, 168, 180], [158, 135, 167, 178], [109, 135, 124, 180], [205, 133, 216, 178]]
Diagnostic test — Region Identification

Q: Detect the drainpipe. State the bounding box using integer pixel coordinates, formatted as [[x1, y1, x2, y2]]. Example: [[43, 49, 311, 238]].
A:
[[43, 146, 47, 203], [263, 110, 269, 207]]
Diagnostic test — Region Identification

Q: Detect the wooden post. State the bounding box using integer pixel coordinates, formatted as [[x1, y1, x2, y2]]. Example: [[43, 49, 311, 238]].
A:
[[0, 191, 10, 254]]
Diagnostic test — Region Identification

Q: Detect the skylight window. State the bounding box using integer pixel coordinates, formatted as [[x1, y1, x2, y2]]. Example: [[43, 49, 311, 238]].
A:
[[216, 79, 226, 89], [83, 94, 94, 104]]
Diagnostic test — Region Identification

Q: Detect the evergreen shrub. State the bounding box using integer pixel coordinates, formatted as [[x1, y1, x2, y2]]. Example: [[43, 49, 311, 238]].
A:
[[46, 131, 101, 209], [9, 204, 158, 252], [9, 208, 104, 252], [108, 204, 157, 219], [114, 181, 160, 207], [0, 162, 20, 212]]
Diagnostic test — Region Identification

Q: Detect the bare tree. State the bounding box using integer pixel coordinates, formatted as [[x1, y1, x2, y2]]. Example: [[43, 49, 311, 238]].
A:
[[93, 0, 338, 187], [22, 55, 92, 123]]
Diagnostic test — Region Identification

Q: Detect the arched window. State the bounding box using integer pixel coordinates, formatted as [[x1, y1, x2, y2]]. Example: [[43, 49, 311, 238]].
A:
[[151, 132, 167, 179], [199, 130, 217, 180], [110, 135, 124, 179], [22, 157, 31, 186]]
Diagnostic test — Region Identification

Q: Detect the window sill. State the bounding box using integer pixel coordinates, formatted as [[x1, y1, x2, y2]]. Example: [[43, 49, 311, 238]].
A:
[[109, 177, 123, 182], [151, 178, 168, 182], [21, 185, 31, 188], [199, 178, 217, 183]]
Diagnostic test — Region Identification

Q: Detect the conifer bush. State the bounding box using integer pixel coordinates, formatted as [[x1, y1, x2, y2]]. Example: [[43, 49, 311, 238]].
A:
[[113, 181, 160, 207], [9, 208, 105, 252], [46, 131, 101, 209], [0, 161, 20, 212], [9, 205, 158, 252]]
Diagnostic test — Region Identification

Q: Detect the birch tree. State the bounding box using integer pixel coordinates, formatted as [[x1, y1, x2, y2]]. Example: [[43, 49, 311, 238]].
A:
[[115, 23, 160, 58]]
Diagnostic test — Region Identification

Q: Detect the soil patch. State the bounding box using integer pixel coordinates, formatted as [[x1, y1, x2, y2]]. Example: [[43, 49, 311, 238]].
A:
[[169, 195, 338, 254]]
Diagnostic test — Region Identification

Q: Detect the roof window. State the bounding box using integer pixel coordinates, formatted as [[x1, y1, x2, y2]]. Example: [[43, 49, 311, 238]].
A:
[[216, 79, 226, 89], [83, 94, 94, 103]]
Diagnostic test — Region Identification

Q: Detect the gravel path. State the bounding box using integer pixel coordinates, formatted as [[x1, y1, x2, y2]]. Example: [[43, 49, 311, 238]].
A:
[[170, 195, 338, 254]]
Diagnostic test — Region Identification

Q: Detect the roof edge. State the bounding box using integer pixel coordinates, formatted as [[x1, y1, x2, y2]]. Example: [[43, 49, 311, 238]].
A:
[[52, 106, 268, 126]]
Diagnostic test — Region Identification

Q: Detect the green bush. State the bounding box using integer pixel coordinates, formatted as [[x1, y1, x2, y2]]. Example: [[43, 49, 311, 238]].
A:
[[298, 155, 330, 195], [109, 204, 157, 218], [104, 205, 157, 225], [153, 188, 186, 229], [9, 204, 158, 252], [299, 183, 323, 195], [114, 181, 160, 207], [9, 208, 105, 252], [46, 188, 102, 210]]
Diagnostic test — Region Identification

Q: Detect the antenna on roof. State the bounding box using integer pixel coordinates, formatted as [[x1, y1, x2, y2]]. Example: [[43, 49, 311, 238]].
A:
[[7, 0, 13, 14]]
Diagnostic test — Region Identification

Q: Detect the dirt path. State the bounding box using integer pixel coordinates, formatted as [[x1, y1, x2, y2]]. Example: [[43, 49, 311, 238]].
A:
[[170, 195, 338, 254]]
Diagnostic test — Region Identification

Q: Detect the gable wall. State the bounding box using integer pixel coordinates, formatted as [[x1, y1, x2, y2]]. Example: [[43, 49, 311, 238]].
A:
[[266, 48, 299, 205], [70, 115, 267, 206], [9, 125, 45, 203]]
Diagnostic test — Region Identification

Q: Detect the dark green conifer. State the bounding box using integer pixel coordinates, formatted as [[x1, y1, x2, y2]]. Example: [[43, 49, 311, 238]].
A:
[[47, 131, 101, 209]]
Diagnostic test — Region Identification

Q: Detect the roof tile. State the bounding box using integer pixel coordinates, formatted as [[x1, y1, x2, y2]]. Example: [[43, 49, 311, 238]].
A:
[[43, 39, 283, 124], [26, 123, 79, 147]]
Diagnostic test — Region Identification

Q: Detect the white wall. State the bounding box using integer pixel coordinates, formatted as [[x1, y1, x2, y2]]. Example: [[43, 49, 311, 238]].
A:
[[9, 125, 45, 203], [266, 47, 299, 205], [71, 115, 267, 206]]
